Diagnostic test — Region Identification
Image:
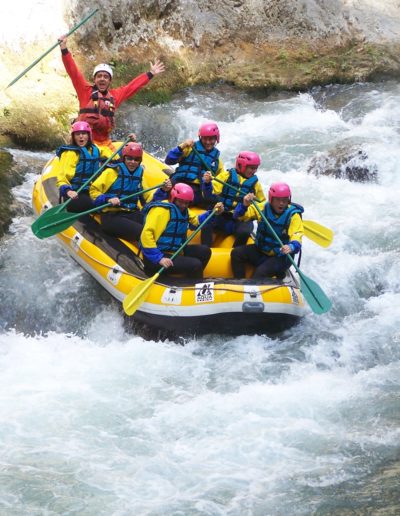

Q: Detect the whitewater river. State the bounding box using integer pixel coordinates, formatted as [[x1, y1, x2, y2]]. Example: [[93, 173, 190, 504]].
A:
[[0, 81, 399, 514]]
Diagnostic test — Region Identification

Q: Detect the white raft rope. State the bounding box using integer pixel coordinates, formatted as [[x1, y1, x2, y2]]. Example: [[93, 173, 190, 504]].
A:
[[63, 232, 289, 296]]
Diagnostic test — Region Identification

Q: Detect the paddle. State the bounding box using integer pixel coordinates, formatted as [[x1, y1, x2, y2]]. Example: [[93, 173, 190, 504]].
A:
[[32, 182, 165, 239], [32, 137, 130, 237], [123, 208, 218, 316], [190, 147, 333, 248], [251, 201, 332, 314], [6, 9, 99, 89], [302, 219, 333, 248]]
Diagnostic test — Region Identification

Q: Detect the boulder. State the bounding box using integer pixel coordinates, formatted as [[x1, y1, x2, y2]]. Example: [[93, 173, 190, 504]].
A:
[[307, 144, 378, 182]]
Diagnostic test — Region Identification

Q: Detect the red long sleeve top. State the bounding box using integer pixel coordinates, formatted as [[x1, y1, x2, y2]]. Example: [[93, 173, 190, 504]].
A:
[[62, 50, 152, 144]]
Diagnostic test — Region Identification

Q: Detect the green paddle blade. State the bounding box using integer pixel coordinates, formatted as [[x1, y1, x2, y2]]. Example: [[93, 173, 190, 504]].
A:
[[31, 204, 67, 236], [31, 211, 81, 239], [297, 270, 332, 314], [36, 204, 66, 219], [303, 220, 334, 248], [123, 272, 161, 316]]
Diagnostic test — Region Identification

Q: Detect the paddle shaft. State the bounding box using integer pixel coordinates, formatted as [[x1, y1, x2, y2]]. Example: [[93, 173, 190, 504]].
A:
[[55, 137, 130, 214], [6, 9, 99, 89], [158, 208, 217, 274], [192, 147, 333, 247], [251, 201, 297, 267], [251, 201, 331, 313], [191, 147, 263, 200], [38, 183, 166, 232], [122, 208, 218, 316]]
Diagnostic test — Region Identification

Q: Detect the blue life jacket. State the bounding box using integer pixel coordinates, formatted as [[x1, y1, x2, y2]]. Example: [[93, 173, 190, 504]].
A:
[[56, 144, 101, 191], [105, 162, 144, 211], [255, 202, 304, 254], [220, 168, 259, 211], [142, 201, 188, 252], [172, 140, 220, 184]]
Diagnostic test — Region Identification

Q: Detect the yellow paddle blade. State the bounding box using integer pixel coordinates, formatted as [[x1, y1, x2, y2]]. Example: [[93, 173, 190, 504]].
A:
[[303, 220, 334, 248], [123, 272, 160, 316]]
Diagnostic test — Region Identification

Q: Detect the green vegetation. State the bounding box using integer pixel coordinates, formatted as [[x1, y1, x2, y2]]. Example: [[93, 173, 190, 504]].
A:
[[228, 41, 400, 91], [98, 57, 187, 106], [0, 100, 73, 149], [1, 41, 399, 151]]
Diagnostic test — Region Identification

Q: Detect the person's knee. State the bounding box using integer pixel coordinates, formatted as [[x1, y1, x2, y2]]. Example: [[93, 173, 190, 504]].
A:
[[231, 245, 246, 261], [203, 245, 212, 259], [231, 247, 239, 261]]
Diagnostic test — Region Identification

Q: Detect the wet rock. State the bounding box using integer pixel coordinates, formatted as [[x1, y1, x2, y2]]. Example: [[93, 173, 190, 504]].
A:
[[2, 1, 400, 148], [0, 149, 36, 237], [307, 144, 378, 182], [0, 150, 15, 237]]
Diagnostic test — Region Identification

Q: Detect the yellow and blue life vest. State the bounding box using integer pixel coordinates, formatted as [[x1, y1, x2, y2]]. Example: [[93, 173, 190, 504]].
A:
[[142, 201, 189, 252], [172, 141, 220, 184], [219, 168, 259, 211], [255, 203, 304, 254], [105, 162, 144, 211], [56, 144, 101, 191]]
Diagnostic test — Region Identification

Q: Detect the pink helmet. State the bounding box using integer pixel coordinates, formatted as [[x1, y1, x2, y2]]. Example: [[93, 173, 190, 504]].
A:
[[198, 121, 220, 143], [170, 183, 194, 203], [236, 151, 261, 174], [268, 182, 291, 203], [71, 121, 92, 141], [122, 142, 143, 159]]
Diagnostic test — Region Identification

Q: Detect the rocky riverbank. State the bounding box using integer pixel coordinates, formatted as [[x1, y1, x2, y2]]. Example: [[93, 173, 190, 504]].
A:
[[1, 0, 400, 231], [1, 0, 400, 150]]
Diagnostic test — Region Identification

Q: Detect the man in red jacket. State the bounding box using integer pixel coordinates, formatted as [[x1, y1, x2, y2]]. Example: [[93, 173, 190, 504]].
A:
[[58, 35, 165, 149]]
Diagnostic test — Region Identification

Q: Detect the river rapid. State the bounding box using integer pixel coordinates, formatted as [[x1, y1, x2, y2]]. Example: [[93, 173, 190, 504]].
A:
[[0, 81, 399, 514]]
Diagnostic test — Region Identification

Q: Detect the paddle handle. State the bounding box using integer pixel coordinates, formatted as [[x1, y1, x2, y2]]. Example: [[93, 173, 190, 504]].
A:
[[6, 9, 99, 89]]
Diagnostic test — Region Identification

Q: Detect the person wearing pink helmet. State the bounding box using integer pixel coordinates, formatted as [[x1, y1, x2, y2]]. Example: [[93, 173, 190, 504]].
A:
[[58, 35, 165, 150], [201, 151, 265, 247], [89, 142, 171, 241], [56, 121, 115, 214], [230, 182, 304, 279], [165, 121, 225, 209], [140, 183, 224, 278]]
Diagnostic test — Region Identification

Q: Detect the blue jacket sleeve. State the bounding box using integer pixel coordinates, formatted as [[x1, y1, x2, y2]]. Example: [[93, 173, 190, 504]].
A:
[[277, 240, 302, 256], [93, 194, 109, 207], [141, 246, 164, 264], [233, 203, 248, 219], [152, 188, 169, 202], [201, 181, 219, 203], [289, 240, 302, 254], [165, 146, 183, 165], [59, 185, 71, 197]]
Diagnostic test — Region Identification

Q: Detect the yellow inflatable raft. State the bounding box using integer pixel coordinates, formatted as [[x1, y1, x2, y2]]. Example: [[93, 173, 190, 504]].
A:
[[32, 147, 306, 338]]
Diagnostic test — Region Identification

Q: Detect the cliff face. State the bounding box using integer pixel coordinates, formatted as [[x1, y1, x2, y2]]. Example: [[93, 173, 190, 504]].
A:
[[1, 0, 400, 149], [70, 0, 400, 88], [88, 0, 400, 48]]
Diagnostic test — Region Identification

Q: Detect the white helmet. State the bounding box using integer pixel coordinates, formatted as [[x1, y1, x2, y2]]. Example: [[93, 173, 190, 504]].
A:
[[93, 63, 113, 79]]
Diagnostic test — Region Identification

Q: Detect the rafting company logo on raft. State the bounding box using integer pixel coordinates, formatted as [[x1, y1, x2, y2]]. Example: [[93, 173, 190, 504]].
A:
[[195, 282, 214, 303]]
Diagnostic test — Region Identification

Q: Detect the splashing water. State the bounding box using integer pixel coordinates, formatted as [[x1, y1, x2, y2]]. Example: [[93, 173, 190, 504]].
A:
[[0, 81, 399, 514]]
